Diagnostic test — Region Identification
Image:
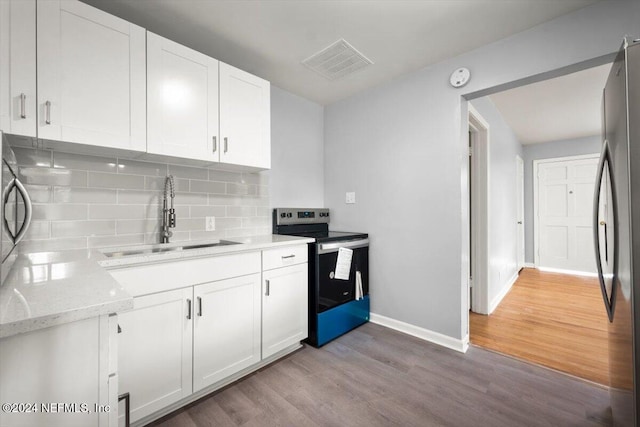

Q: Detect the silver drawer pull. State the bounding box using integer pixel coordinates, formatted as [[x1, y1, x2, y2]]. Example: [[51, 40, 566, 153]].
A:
[[224, 137, 228, 153], [212, 136, 217, 153], [45, 100, 51, 124], [265, 280, 270, 296], [186, 299, 192, 320], [20, 93, 26, 119], [281, 255, 296, 259]]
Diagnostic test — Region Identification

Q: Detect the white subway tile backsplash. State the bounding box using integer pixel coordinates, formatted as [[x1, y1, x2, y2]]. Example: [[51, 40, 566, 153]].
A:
[[88, 172, 145, 190], [89, 205, 147, 220], [33, 204, 87, 221], [88, 234, 146, 249], [54, 187, 117, 204], [54, 151, 117, 173], [20, 168, 87, 187], [226, 183, 256, 196], [52, 220, 115, 238], [170, 164, 208, 180], [13, 146, 52, 167], [190, 180, 226, 194], [13, 145, 273, 250], [25, 185, 53, 203], [116, 219, 160, 235], [190, 205, 226, 218], [117, 159, 167, 176], [226, 206, 257, 217]]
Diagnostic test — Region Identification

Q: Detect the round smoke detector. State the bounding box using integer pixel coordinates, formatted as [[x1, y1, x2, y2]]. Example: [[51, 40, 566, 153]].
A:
[[450, 67, 471, 88]]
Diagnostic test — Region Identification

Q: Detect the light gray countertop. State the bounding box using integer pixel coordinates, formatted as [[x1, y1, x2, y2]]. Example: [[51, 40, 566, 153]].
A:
[[0, 234, 313, 339]]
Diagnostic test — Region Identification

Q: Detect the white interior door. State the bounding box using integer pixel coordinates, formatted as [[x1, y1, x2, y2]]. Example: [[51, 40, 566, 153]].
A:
[[536, 155, 599, 273], [516, 155, 525, 270]]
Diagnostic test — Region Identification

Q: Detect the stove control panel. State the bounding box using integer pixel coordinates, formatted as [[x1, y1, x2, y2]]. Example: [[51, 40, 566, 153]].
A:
[[273, 208, 330, 225]]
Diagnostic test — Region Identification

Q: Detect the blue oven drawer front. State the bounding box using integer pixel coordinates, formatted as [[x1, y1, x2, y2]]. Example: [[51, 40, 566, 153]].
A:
[[316, 296, 370, 347]]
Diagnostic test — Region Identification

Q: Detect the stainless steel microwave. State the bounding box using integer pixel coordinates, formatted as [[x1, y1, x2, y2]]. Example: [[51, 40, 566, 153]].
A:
[[1, 132, 32, 284]]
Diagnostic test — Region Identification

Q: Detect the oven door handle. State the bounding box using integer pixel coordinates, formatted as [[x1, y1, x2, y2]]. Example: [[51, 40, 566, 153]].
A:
[[318, 238, 369, 254]]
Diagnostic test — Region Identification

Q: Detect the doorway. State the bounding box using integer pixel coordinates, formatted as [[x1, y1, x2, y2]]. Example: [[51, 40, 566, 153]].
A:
[[466, 62, 611, 386], [468, 104, 489, 315]]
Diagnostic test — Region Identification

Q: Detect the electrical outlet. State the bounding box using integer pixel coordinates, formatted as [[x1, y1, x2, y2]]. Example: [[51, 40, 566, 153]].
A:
[[205, 216, 215, 231], [346, 192, 356, 204]]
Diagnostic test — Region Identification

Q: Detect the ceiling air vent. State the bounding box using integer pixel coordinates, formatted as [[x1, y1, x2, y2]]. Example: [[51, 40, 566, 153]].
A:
[[302, 39, 373, 81]]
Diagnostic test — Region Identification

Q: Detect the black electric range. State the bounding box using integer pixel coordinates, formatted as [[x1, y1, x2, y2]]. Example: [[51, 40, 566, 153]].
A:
[[272, 208, 370, 347]]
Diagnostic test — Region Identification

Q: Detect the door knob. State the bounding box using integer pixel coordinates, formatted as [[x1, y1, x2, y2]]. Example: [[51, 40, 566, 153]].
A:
[[517, 221, 522, 224], [600, 220, 606, 226]]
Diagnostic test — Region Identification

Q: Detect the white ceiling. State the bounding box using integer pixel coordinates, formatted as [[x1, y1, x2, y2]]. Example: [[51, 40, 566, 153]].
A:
[[81, 0, 599, 106], [488, 63, 611, 145]]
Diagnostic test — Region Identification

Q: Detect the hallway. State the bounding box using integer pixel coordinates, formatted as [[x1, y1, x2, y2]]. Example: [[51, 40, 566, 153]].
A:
[[470, 268, 609, 386]]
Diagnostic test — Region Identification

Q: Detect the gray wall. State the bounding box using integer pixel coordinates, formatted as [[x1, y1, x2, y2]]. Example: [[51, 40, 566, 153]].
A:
[[523, 135, 602, 263], [324, 0, 640, 340], [269, 86, 324, 209], [469, 97, 523, 310], [13, 86, 325, 252]]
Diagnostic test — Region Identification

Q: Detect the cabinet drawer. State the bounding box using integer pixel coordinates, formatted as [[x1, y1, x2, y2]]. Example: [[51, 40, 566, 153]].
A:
[[109, 251, 261, 297], [262, 245, 308, 271]]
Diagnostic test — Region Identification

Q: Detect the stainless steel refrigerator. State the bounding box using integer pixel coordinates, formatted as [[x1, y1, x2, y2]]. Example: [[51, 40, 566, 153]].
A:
[[594, 37, 640, 426]]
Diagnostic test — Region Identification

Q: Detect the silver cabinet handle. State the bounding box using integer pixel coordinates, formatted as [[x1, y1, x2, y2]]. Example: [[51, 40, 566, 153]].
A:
[[265, 280, 270, 296], [517, 221, 522, 224], [224, 137, 228, 153], [281, 255, 295, 259], [45, 101, 51, 124], [186, 299, 192, 320], [20, 93, 26, 119], [197, 296, 202, 316], [212, 136, 217, 153], [117, 324, 122, 334]]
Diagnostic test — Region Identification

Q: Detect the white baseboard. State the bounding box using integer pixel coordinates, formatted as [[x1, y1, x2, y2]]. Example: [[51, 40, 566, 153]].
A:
[[488, 271, 518, 314], [536, 266, 598, 277], [369, 313, 469, 353], [523, 263, 535, 269]]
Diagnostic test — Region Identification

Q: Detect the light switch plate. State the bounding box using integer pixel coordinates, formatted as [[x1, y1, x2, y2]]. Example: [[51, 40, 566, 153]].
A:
[[205, 216, 216, 231], [346, 192, 356, 204]]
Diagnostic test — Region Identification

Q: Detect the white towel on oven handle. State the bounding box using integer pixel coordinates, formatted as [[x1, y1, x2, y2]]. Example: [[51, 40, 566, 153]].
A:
[[355, 271, 363, 300]]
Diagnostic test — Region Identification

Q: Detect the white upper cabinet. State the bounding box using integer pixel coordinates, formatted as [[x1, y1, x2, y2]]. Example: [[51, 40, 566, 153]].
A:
[[0, 0, 37, 137], [36, 0, 146, 151], [147, 32, 219, 162], [219, 62, 271, 169]]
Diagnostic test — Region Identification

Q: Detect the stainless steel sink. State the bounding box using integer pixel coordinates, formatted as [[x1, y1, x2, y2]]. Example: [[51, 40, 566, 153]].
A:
[[102, 240, 240, 258]]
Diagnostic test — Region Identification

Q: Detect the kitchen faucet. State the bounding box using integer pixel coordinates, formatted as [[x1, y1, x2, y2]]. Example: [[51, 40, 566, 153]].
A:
[[162, 175, 176, 243]]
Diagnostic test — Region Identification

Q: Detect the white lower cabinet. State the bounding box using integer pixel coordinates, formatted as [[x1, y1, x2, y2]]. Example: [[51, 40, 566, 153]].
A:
[[113, 247, 308, 425], [193, 273, 261, 392], [262, 263, 308, 359], [0, 315, 115, 427], [117, 288, 193, 426]]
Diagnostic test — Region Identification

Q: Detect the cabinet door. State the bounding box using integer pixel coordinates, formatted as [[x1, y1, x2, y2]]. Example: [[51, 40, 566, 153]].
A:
[[219, 62, 270, 169], [37, 0, 145, 151], [0, 317, 102, 427], [262, 263, 308, 359], [193, 273, 261, 392], [147, 32, 219, 162], [117, 288, 193, 426], [0, 0, 36, 136]]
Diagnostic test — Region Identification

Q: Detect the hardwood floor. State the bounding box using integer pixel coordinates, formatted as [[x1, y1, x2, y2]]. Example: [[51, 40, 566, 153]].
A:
[[151, 322, 611, 427], [470, 268, 610, 386]]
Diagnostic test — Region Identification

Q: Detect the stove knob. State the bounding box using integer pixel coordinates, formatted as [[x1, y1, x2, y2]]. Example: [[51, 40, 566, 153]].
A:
[[280, 213, 286, 218], [287, 213, 292, 218]]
